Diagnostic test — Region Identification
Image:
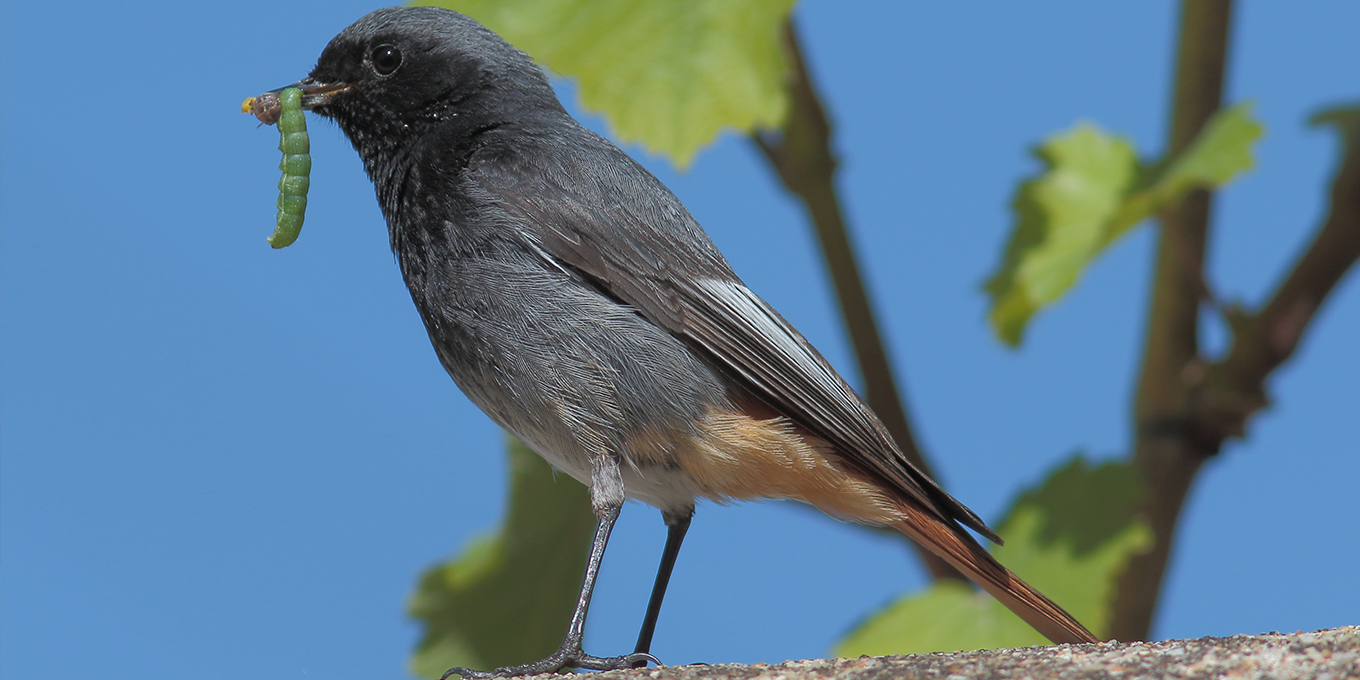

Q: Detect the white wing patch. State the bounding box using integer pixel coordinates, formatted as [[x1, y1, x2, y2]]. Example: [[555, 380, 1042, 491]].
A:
[[694, 278, 858, 412]]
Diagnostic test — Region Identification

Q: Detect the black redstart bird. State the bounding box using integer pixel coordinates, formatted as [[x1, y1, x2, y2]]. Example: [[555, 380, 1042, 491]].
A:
[[265, 6, 1098, 677]]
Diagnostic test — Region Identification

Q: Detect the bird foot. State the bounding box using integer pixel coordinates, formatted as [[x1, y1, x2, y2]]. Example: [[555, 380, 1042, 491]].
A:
[[440, 649, 660, 678]]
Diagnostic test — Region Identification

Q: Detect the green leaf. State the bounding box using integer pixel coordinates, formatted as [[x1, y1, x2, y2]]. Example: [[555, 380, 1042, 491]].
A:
[[1008, 455, 1144, 557], [835, 579, 1049, 656], [834, 455, 1150, 656], [408, 438, 596, 678], [416, 0, 795, 167], [983, 124, 1141, 346], [985, 103, 1264, 346], [1123, 102, 1263, 245]]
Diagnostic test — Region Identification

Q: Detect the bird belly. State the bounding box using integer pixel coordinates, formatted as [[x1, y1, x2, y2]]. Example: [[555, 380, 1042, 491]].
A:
[[417, 248, 736, 515]]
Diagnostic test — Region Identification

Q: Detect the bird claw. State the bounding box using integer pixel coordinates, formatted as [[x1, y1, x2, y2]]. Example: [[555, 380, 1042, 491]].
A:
[[580, 652, 661, 670], [440, 650, 661, 678]]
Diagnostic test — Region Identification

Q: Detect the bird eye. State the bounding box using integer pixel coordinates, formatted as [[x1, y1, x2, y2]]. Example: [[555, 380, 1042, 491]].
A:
[[371, 44, 402, 75]]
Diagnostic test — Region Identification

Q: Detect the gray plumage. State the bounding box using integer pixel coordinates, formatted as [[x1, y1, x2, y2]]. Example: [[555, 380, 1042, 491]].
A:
[[302, 6, 992, 537]]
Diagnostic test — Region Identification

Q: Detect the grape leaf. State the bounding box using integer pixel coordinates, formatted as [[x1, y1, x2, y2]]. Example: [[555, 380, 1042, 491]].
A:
[[983, 123, 1141, 347], [417, 0, 796, 167], [985, 103, 1263, 346]]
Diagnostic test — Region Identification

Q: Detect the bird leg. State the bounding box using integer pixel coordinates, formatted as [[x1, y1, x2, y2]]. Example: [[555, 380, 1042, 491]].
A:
[[440, 503, 659, 679], [631, 509, 693, 664]]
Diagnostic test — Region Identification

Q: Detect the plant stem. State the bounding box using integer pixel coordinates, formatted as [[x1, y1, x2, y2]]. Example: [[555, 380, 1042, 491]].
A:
[[1206, 120, 1360, 424], [1111, 0, 1236, 642]]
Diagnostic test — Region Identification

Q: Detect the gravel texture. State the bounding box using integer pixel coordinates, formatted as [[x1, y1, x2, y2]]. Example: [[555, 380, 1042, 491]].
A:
[[487, 626, 1358, 680]]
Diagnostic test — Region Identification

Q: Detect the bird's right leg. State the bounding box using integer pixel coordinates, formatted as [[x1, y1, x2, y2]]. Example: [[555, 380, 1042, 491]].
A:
[[441, 452, 656, 679], [439, 501, 657, 679]]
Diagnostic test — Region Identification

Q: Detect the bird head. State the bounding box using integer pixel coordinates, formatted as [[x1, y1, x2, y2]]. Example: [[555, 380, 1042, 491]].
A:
[[278, 7, 561, 158]]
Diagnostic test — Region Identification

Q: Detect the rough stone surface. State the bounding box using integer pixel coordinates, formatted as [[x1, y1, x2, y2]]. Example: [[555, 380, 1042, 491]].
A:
[[535, 627, 1358, 680]]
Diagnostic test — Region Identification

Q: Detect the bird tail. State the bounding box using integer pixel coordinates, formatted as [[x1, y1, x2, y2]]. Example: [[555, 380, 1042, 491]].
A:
[[892, 503, 1099, 645]]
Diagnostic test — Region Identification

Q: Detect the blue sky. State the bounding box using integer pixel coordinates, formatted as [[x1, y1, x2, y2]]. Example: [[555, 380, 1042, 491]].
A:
[[2, 2, 1356, 679]]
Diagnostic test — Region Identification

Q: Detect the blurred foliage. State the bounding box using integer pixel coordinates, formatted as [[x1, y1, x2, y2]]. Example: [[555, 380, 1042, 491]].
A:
[[835, 456, 1151, 655], [984, 103, 1263, 346], [408, 438, 595, 679], [416, 0, 795, 167]]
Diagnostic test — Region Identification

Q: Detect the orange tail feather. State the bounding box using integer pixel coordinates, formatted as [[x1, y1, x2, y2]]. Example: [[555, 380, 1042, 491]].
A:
[[893, 504, 1098, 645]]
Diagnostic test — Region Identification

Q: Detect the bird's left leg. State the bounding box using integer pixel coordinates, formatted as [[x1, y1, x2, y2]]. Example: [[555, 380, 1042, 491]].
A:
[[632, 508, 693, 664]]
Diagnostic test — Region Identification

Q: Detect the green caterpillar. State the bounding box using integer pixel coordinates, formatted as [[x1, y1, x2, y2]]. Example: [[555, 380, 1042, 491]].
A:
[[242, 87, 310, 248]]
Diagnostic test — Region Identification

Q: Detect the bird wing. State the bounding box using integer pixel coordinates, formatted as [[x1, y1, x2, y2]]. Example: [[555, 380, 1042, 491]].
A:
[[467, 129, 996, 540]]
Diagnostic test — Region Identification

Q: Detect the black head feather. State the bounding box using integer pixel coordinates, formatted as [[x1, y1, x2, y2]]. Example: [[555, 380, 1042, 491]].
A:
[[306, 7, 565, 172]]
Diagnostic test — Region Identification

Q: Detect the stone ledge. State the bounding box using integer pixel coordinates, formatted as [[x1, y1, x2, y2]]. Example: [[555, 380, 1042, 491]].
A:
[[566, 626, 1357, 680]]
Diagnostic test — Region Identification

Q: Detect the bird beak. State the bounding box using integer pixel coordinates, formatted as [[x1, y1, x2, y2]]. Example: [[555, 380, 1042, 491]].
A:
[[270, 78, 352, 110]]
